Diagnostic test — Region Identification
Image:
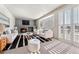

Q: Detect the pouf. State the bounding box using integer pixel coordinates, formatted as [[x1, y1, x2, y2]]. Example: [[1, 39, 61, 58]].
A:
[[28, 39, 40, 54]]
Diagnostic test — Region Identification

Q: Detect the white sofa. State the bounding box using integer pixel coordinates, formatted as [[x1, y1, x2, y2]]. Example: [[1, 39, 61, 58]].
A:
[[43, 29, 53, 38], [36, 29, 53, 39], [4, 27, 18, 43], [7, 33, 18, 43]]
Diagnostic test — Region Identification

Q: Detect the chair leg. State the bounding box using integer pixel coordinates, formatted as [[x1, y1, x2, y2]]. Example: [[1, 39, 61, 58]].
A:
[[37, 51, 40, 54]]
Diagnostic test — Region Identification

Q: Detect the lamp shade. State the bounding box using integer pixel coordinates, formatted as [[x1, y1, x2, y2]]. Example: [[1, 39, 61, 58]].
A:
[[0, 24, 5, 34]]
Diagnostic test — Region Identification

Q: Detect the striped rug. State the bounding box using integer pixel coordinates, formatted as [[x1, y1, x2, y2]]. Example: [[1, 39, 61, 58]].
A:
[[41, 39, 79, 54], [3, 34, 51, 51], [3, 35, 28, 51]]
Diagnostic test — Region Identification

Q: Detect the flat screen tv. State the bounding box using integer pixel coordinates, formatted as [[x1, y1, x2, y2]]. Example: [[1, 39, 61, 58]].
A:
[[22, 20, 30, 25]]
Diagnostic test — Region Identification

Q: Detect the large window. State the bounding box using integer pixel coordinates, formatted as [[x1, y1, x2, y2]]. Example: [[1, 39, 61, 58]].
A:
[[58, 8, 72, 41], [58, 11, 64, 39], [73, 6, 79, 43], [58, 5, 79, 45], [39, 15, 54, 30], [64, 9, 72, 41]]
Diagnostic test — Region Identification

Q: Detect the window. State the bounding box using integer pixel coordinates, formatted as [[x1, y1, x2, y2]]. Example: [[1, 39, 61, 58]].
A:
[[39, 15, 54, 30], [58, 11, 64, 39], [58, 9, 72, 41], [58, 5, 79, 45], [73, 6, 79, 43], [64, 9, 71, 40]]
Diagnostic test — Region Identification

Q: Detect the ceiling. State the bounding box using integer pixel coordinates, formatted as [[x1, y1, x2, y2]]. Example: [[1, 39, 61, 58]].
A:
[[4, 4, 62, 20]]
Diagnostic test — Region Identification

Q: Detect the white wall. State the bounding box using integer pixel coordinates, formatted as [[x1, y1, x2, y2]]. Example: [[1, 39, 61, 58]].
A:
[[0, 4, 15, 29]]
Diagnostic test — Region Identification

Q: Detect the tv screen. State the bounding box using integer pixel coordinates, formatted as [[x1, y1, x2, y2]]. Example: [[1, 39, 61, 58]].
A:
[[22, 20, 29, 25]]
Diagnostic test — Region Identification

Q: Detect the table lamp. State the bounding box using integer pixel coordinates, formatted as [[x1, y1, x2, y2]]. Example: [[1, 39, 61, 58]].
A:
[[0, 24, 5, 36]]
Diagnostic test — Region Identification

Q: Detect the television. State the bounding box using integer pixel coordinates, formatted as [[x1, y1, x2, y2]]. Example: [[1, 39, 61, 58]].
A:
[[22, 20, 30, 25]]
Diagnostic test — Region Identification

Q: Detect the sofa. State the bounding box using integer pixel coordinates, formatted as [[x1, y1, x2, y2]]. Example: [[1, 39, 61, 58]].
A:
[[36, 29, 53, 39]]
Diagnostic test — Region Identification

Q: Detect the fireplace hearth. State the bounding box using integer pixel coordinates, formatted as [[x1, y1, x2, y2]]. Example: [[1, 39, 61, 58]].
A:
[[20, 28, 27, 33]]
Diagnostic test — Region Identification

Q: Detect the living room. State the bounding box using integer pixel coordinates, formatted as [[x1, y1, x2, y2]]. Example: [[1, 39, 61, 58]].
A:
[[0, 4, 79, 54]]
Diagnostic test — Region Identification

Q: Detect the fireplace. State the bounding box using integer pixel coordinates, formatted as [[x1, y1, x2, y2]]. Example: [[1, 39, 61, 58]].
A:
[[20, 28, 27, 33], [20, 27, 34, 33]]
